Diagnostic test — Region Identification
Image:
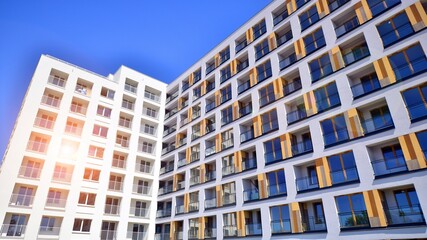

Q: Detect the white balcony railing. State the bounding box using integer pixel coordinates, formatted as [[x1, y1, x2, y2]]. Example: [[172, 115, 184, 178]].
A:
[[18, 165, 41, 179], [33, 117, 54, 130], [26, 140, 48, 154], [41, 95, 61, 108]]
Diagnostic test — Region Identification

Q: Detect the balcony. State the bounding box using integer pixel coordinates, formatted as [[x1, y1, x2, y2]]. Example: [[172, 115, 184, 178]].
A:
[[291, 140, 313, 156], [273, 9, 289, 26], [52, 171, 73, 183], [328, 0, 350, 12], [48, 75, 66, 88], [338, 210, 370, 229], [205, 197, 217, 209], [177, 158, 186, 168], [190, 152, 200, 163], [104, 204, 120, 215], [144, 91, 160, 103], [206, 63, 216, 75], [115, 138, 129, 148], [267, 183, 287, 198], [384, 205, 425, 226], [265, 150, 283, 164], [369, 0, 400, 17], [166, 91, 179, 104], [223, 225, 238, 237], [189, 201, 199, 212], [239, 103, 252, 118], [45, 197, 67, 208], [261, 120, 279, 134], [279, 53, 297, 70], [138, 144, 154, 155], [371, 156, 407, 177], [276, 30, 293, 47], [342, 45, 370, 66], [41, 95, 60, 108], [205, 171, 216, 182], [204, 228, 217, 238], [0, 224, 27, 238], [283, 80, 302, 96], [287, 108, 307, 124], [240, 128, 255, 143], [222, 193, 236, 206], [236, 39, 248, 53], [271, 219, 291, 234], [182, 82, 189, 92], [9, 194, 34, 207], [296, 176, 319, 192], [243, 189, 259, 202], [205, 144, 217, 157], [34, 117, 54, 130], [175, 204, 184, 215], [221, 138, 234, 150], [119, 119, 132, 129], [70, 103, 87, 115], [135, 163, 152, 174], [188, 229, 198, 239], [360, 115, 394, 135], [121, 101, 134, 111], [335, 16, 360, 38], [350, 77, 381, 98], [133, 185, 151, 196], [160, 164, 173, 175], [108, 181, 123, 192], [124, 83, 137, 94], [406, 101, 427, 122], [302, 216, 327, 232], [323, 127, 349, 147], [127, 231, 146, 240], [100, 230, 117, 240], [245, 223, 262, 236], [242, 158, 257, 171], [26, 140, 48, 154], [18, 165, 41, 179], [159, 185, 173, 195], [190, 175, 200, 186], [176, 180, 185, 191], [206, 82, 215, 93], [161, 145, 175, 155], [156, 208, 171, 218], [38, 226, 60, 237], [142, 108, 158, 120], [164, 109, 178, 120], [206, 101, 216, 113], [163, 127, 176, 137], [237, 59, 249, 73], [330, 167, 359, 185], [238, 79, 251, 94]]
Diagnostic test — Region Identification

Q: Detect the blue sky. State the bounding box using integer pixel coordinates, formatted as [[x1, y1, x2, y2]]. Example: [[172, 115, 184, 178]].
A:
[[0, 1, 271, 159]]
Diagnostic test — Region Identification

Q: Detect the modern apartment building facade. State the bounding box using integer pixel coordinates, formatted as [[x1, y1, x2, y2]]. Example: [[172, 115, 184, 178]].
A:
[[0, 56, 167, 239], [1, 0, 427, 239]]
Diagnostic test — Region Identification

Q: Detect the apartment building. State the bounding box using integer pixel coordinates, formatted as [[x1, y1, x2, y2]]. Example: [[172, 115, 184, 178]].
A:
[[1, 0, 427, 240], [156, 0, 427, 239], [0, 55, 167, 239]]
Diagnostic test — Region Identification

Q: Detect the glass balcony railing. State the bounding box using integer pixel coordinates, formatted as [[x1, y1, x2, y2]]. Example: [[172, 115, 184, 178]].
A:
[[262, 120, 279, 134], [204, 228, 217, 238], [253, 25, 267, 40], [9, 194, 34, 207], [384, 205, 425, 225], [124, 83, 137, 94], [127, 231, 146, 240], [371, 156, 407, 177], [156, 208, 171, 218], [330, 167, 359, 185], [47, 75, 66, 88], [369, 0, 401, 17], [246, 223, 262, 236], [392, 56, 427, 82], [296, 176, 319, 192], [328, 0, 350, 12], [18, 165, 42, 179], [276, 31, 293, 47], [240, 128, 255, 143], [350, 79, 381, 98], [291, 140, 313, 156], [239, 103, 252, 118], [302, 216, 327, 232], [100, 230, 117, 240], [242, 157, 257, 171], [160, 164, 174, 174], [41, 95, 61, 108], [237, 59, 249, 73], [335, 16, 360, 38], [316, 93, 341, 112], [407, 102, 427, 121], [338, 210, 370, 228], [361, 115, 394, 135], [191, 152, 200, 162], [243, 188, 259, 202], [175, 204, 184, 214], [220, 71, 232, 83], [0, 224, 27, 237], [163, 127, 176, 137], [132, 185, 151, 195], [159, 185, 173, 195], [206, 82, 215, 93], [45, 197, 67, 208], [166, 91, 178, 104], [222, 193, 236, 206], [205, 145, 216, 157], [265, 151, 283, 164], [283, 80, 302, 96], [104, 204, 120, 215], [205, 197, 217, 209], [271, 219, 291, 234], [206, 101, 216, 113], [34, 117, 54, 130], [236, 39, 248, 53], [287, 108, 307, 124], [223, 225, 238, 237], [205, 170, 216, 182], [323, 127, 349, 147], [273, 9, 289, 26], [222, 165, 236, 176], [267, 183, 287, 197], [26, 140, 48, 154], [206, 63, 216, 75], [342, 45, 370, 66], [237, 80, 251, 94], [144, 91, 160, 103], [108, 180, 123, 192], [279, 53, 297, 70]]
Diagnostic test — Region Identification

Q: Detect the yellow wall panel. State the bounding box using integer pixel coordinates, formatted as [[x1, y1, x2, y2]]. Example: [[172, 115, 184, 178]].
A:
[[290, 202, 302, 233]]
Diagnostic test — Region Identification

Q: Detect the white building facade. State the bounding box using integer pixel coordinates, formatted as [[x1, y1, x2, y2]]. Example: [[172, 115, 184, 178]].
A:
[[1, 0, 427, 240]]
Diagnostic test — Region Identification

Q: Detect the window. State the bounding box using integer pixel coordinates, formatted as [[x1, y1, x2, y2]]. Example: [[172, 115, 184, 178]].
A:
[[53, 165, 69, 181], [78, 192, 96, 206], [321, 114, 348, 146], [394, 188, 420, 209], [122, 99, 134, 110], [314, 82, 340, 111], [367, 0, 401, 17], [72, 219, 92, 232], [336, 193, 369, 228], [369, 106, 393, 131], [119, 116, 132, 128], [143, 124, 155, 135], [389, 43, 427, 81], [264, 137, 282, 163], [221, 106, 233, 126], [377, 12, 413, 47], [355, 72, 381, 97], [97, 105, 112, 118], [381, 144, 405, 169], [144, 107, 158, 118], [253, 20, 266, 40], [65, 121, 79, 134], [270, 205, 291, 233], [327, 151, 358, 184], [299, 5, 319, 31], [219, 48, 230, 64], [257, 61, 272, 82], [259, 83, 275, 107], [309, 54, 333, 82], [296, 0, 310, 8], [40, 217, 55, 232], [221, 129, 234, 149], [112, 154, 126, 168], [222, 154, 235, 175], [7, 214, 27, 236], [307, 166, 318, 186], [88, 145, 104, 159], [47, 190, 62, 205], [416, 130, 427, 159], [261, 109, 279, 133], [220, 85, 232, 103], [255, 39, 270, 60], [313, 202, 325, 223], [100, 87, 115, 99], [92, 125, 108, 137], [83, 168, 100, 181], [304, 28, 325, 55], [267, 170, 286, 196], [402, 84, 427, 121]]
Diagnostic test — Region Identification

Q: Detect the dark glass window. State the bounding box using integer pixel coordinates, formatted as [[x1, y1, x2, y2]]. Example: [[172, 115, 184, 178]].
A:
[[377, 12, 413, 47], [381, 144, 405, 169], [261, 109, 279, 133], [367, 0, 401, 17], [309, 54, 333, 82], [389, 43, 427, 81], [255, 39, 270, 60], [361, 73, 380, 95], [259, 84, 275, 107], [270, 205, 291, 233], [321, 114, 348, 146], [257, 61, 272, 82], [416, 130, 427, 159], [264, 138, 282, 163], [267, 170, 286, 196], [314, 82, 340, 112], [336, 193, 369, 228], [299, 5, 320, 31], [328, 151, 358, 184], [304, 28, 326, 55], [402, 84, 427, 121]]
